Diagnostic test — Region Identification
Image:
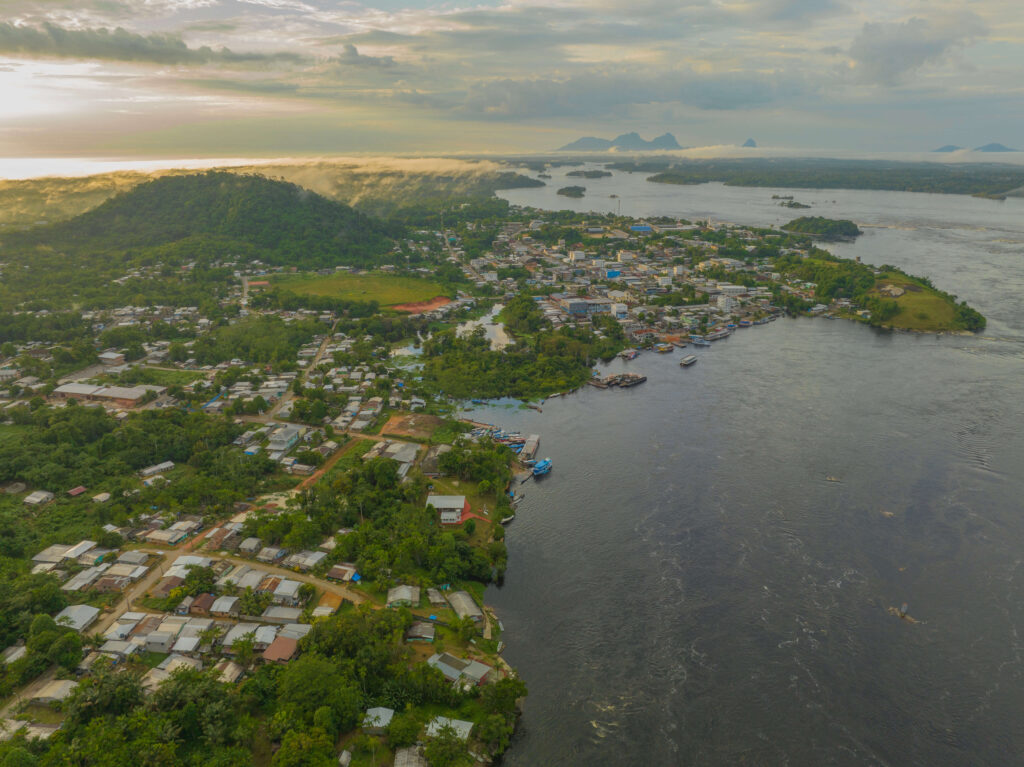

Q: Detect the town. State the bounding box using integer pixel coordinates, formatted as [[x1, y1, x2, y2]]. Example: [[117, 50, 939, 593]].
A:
[[0, 185, 985, 766]]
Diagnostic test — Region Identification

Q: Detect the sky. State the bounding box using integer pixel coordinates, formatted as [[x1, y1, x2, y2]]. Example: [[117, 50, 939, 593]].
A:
[[0, 0, 1022, 158]]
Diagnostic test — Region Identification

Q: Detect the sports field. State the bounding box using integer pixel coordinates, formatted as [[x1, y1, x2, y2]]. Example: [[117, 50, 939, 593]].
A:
[[272, 272, 446, 307]]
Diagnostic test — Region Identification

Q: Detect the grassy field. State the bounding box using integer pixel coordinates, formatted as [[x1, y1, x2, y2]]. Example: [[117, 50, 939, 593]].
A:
[[0, 424, 31, 447], [97, 367, 207, 387], [271, 272, 447, 307], [869, 271, 957, 331]]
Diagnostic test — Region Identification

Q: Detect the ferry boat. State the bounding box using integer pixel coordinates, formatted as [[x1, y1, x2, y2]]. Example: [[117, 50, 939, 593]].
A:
[[705, 329, 732, 341], [654, 342, 674, 353], [738, 320, 752, 327], [532, 458, 553, 477], [690, 337, 711, 347], [618, 349, 639, 361], [679, 355, 698, 367]]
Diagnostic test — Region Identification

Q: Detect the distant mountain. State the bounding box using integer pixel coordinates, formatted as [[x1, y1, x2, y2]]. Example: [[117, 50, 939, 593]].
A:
[[974, 143, 1018, 152], [558, 132, 681, 151], [5, 172, 394, 269], [742, 138, 757, 148], [559, 136, 615, 151], [933, 145, 963, 152]]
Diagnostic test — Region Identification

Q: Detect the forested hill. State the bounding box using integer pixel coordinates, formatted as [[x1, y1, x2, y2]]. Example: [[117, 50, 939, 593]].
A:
[[4, 172, 396, 269]]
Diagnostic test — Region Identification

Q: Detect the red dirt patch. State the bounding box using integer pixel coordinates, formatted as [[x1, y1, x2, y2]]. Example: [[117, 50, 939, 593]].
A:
[[390, 296, 452, 313]]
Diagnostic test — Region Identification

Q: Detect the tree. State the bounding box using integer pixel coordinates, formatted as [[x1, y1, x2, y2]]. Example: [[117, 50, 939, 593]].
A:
[[423, 725, 471, 767], [475, 713, 513, 755], [387, 712, 422, 748], [271, 728, 336, 767], [48, 631, 83, 670]]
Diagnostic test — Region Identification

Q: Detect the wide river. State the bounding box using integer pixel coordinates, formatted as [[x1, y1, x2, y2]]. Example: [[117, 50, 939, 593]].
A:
[[473, 170, 1024, 765]]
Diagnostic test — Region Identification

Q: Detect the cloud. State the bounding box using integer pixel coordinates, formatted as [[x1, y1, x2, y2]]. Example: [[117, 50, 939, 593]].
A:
[[847, 14, 987, 85], [333, 43, 395, 68], [0, 21, 305, 66], [453, 70, 799, 118]]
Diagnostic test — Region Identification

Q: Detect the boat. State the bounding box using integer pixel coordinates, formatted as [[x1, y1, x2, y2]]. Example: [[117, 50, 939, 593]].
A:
[[679, 355, 698, 367], [532, 458, 553, 477], [500, 513, 516, 525], [690, 337, 711, 347], [672, 340, 688, 348], [619, 349, 639, 361], [738, 320, 752, 327], [654, 343, 674, 353], [617, 373, 647, 387], [706, 329, 732, 341]]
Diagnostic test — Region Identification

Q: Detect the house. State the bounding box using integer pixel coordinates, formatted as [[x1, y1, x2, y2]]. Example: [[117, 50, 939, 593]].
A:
[[55, 604, 100, 632], [425, 716, 474, 741], [362, 707, 395, 735], [262, 606, 302, 624], [190, 592, 216, 615], [405, 621, 436, 643], [210, 596, 240, 618], [386, 585, 420, 608], [24, 490, 54, 506], [427, 653, 493, 686], [239, 537, 262, 555], [273, 580, 303, 606], [426, 495, 469, 525], [98, 351, 126, 366], [420, 444, 451, 477], [327, 563, 357, 582], [446, 591, 484, 624], [145, 632, 175, 654], [262, 635, 298, 663], [393, 747, 427, 767], [32, 680, 78, 705], [214, 660, 244, 683]]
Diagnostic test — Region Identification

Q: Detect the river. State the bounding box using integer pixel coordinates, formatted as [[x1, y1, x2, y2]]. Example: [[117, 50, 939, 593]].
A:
[[476, 171, 1024, 765]]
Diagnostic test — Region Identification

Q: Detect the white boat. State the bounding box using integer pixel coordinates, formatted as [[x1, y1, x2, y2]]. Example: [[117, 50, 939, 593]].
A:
[[679, 355, 698, 367]]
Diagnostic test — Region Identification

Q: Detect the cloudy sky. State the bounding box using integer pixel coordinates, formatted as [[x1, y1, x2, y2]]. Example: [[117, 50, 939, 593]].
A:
[[0, 0, 1021, 157]]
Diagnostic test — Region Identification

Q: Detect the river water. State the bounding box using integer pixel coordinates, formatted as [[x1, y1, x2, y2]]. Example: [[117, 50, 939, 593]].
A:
[[477, 171, 1024, 765]]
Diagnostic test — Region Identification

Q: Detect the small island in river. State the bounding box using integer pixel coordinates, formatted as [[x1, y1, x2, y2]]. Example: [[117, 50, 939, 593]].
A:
[[557, 185, 586, 198], [567, 170, 613, 179], [783, 216, 862, 241]]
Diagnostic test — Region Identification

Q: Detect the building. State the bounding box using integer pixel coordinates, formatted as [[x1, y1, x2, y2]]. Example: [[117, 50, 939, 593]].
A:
[[261, 635, 298, 663], [426, 716, 474, 741], [362, 707, 394, 735], [426, 495, 469, 525], [405, 621, 436, 643], [446, 591, 484, 624], [55, 604, 100, 632], [98, 351, 126, 366], [386, 585, 420, 608], [24, 490, 54, 506], [210, 596, 240, 618], [427, 653, 493, 686], [393, 747, 427, 767]]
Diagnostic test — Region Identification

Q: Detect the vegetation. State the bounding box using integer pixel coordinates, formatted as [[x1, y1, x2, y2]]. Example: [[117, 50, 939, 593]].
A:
[[556, 186, 586, 198], [192, 316, 327, 366], [566, 170, 612, 179], [782, 216, 862, 240], [607, 157, 1024, 197], [270, 272, 448, 308]]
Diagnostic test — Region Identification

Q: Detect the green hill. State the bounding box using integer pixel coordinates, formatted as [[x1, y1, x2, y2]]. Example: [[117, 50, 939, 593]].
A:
[[0, 172, 398, 310], [10, 171, 394, 268]]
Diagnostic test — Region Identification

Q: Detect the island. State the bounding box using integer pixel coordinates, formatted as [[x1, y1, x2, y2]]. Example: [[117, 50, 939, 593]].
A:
[[556, 185, 586, 198], [566, 170, 613, 179], [782, 216, 861, 241]]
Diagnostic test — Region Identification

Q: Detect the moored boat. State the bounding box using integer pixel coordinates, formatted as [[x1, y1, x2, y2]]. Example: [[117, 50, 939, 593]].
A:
[[532, 458, 553, 477], [679, 355, 698, 367]]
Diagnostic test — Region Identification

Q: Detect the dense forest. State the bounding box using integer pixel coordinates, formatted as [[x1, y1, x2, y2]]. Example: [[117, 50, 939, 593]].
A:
[[602, 158, 1024, 197]]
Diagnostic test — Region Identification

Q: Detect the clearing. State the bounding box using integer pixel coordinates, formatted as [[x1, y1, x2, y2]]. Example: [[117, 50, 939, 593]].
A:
[[380, 412, 447, 441], [868, 271, 957, 331], [272, 272, 447, 308]]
